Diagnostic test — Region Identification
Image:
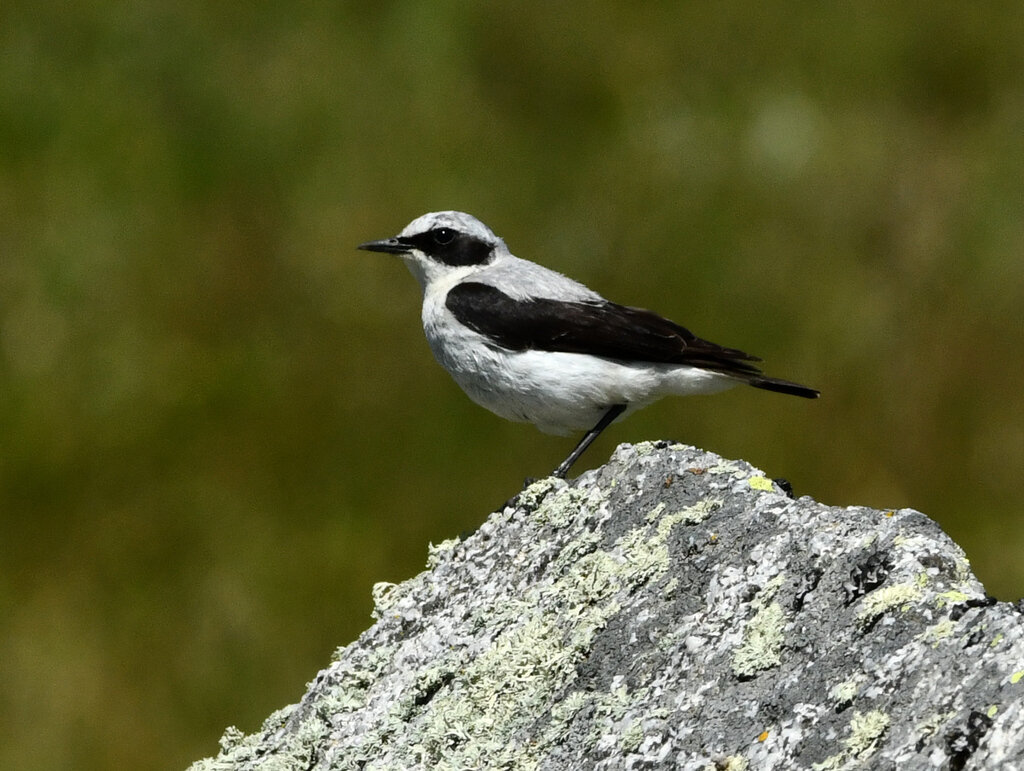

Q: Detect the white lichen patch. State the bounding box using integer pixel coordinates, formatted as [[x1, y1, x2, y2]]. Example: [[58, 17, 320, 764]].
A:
[[732, 601, 786, 678]]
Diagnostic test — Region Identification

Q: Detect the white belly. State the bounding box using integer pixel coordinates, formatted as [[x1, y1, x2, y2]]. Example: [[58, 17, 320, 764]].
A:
[[423, 304, 737, 435]]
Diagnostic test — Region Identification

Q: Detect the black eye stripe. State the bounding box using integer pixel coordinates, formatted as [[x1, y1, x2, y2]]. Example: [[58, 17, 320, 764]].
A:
[[398, 228, 495, 266]]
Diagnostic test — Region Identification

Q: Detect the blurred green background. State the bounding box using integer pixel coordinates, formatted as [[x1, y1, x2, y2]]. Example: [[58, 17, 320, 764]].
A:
[[2, 2, 1022, 769]]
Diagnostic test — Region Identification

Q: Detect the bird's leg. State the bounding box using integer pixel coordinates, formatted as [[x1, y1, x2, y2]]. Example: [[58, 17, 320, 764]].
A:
[[552, 404, 627, 479]]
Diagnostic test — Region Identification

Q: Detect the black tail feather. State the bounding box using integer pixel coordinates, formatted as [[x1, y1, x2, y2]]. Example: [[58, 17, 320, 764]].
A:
[[748, 376, 820, 399]]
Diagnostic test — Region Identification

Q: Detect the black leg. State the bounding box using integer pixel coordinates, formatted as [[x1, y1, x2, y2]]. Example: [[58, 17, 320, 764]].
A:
[[552, 404, 627, 479]]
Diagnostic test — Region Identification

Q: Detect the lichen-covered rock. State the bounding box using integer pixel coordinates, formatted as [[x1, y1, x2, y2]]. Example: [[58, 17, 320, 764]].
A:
[[188, 442, 1024, 770]]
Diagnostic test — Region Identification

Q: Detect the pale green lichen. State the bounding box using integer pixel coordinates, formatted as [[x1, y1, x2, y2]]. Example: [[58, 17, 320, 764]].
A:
[[613, 500, 697, 586], [218, 725, 246, 753], [859, 533, 880, 551], [748, 475, 775, 492], [645, 502, 667, 522], [934, 590, 971, 609], [921, 618, 958, 647], [952, 554, 973, 583], [540, 683, 643, 753], [530, 484, 595, 528], [856, 582, 921, 624], [830, 675, 863, 706], [708, 461, 743, 476], [570, 679, 669, 755], [915, 710, 956, 748], [199, 453, 938, 770], [810, 752, 843, 771], [707, 756, 749, 771], [845, 709, 890, 759], [342, 477, 697, 768], [754, 573, 787, 607], [674, 497, 723, 525], [812, 709, 890, 770], [187, 705, 323, 771], [426, 537, 460, 569], [516, 476, 564, 510], [730, 575, 789, 677], [662, 576, 680, 598], [633, 441, 657, 457], [550, 689, 590, 724], [370, 581, 401, 618], [408, 613, 574, 761], [619, 716, 645, 752], [732, 601, 786, 678]]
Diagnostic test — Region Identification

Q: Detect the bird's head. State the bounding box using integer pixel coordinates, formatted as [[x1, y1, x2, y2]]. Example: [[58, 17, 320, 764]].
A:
[[358, 211, 505, 290]]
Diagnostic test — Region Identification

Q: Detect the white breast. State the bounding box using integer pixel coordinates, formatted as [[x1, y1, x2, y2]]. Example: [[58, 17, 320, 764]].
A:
[[419, 277, 736, 435]]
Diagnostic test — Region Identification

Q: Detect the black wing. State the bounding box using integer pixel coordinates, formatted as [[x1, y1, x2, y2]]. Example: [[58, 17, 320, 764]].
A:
[[445, 282, 819, 398], [445, 281, 761, 371]]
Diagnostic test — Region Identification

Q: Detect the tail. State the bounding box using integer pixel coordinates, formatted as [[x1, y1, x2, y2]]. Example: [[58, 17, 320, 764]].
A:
[[748, 376, 820, 399]]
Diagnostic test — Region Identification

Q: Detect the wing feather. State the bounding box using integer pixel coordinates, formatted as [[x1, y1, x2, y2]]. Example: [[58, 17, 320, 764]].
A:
[[445, 282, 764, 377]]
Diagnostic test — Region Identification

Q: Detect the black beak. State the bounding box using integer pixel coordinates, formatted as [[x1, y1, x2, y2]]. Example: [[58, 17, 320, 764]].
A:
[[357, 237, 410, 255]]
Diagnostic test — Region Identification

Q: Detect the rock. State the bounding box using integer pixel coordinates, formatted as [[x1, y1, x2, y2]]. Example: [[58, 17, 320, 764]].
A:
[[187, 442, 1024, 770]]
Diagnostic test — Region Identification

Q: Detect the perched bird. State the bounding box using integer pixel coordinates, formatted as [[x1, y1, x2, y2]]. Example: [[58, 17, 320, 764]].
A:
[[359, 211, 818, 478]]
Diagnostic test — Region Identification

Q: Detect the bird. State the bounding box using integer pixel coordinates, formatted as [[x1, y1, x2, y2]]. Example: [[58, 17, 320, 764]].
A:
[[358, 211, 818, 479]]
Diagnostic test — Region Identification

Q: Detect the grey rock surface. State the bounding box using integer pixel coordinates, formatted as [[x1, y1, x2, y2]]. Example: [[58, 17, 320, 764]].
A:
[[188, 442, 1024, 770]]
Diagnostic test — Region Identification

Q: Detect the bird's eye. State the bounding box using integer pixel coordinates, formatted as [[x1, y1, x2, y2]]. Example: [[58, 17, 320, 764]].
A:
[[432, 228, 456, 245]]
